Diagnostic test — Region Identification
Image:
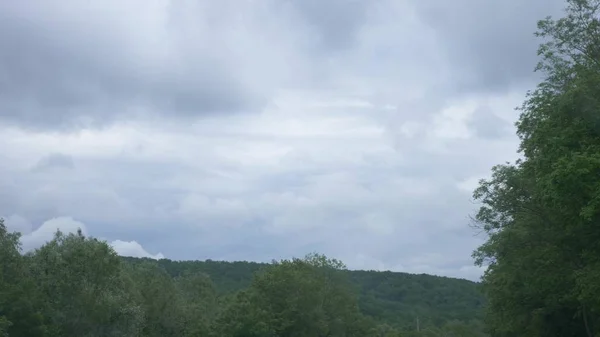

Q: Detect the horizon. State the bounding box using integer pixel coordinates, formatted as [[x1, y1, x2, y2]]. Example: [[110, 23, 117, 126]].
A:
[[121, 253, 482, 283]]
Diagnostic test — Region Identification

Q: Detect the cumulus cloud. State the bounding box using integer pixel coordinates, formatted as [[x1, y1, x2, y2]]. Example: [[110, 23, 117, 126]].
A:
[[3, 215, 163, 260], [10, 216, 89, 251], [0, 0, 562, 281], [110, 240, 165, 260]]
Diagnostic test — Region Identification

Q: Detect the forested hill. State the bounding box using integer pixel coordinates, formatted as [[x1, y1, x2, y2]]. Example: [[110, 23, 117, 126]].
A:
[[122, 256, 485, 329], [1, 220, 487, 336]]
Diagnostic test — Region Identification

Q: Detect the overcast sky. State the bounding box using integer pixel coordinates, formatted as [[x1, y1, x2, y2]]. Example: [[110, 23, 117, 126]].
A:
[[0, 0, 566, 281]]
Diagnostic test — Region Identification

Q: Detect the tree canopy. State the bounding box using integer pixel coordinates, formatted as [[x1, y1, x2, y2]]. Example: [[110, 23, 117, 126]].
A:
[[472, 0, 600, 336]]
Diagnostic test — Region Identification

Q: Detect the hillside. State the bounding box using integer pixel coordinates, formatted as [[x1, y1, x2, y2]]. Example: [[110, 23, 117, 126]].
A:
[[122, 256, 485, 329], [1, 220, 488, 336]]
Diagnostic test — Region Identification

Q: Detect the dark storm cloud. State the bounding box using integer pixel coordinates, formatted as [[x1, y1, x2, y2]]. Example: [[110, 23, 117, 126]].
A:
[[0, 0, 382, 132], [0, 2, 264, 131], [413, 0, 566, 94], [0, 0, 555, 132]]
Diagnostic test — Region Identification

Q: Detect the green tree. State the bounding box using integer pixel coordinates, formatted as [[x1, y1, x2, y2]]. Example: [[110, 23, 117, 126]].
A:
[[216, 253, 373, 337], [2, 219, 487, 336], [0, 218, 47, 337], [472, 0, 600, 336], [174, 271, 219, 336], [440, 320, 487, 337], [29, 229, 144, 336], [213, 289, 277, 337], [125, 262, 187, 337], [0, 316, 10, 337]]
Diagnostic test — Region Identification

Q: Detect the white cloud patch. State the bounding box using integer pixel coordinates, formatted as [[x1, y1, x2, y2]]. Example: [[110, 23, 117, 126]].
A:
[[110, 240, 165, 260], [3, 215, 163, 260], [17, 216, 89, 252]]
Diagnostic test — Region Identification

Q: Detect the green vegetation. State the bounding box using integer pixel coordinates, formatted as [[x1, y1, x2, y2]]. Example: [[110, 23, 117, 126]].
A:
[[1, 220, 486, 336], [126, 257, 486, 330], [472, 0, 600, 336]]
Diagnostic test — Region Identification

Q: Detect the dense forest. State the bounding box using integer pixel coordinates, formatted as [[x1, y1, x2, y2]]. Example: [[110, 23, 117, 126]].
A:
[[125, 257, 485, 327], [3, 0, 600, 336], [0, 221, 486, 336]]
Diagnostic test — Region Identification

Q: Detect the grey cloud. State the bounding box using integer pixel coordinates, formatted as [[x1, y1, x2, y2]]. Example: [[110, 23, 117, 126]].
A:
[[0, 143, 489, 280], [3, 214, 32, 235], [31, 153, 75, 172], [412, 0, 565, 94], [1, 0, 549, 133], [0, 0, 411, 132], [0, 176, 18, 216], [284, 0, 373, 51], [468, 106, 514, 140], [389, 138, 519, 184], [0, 2, 284, 130], [0, 0, 551, 281]]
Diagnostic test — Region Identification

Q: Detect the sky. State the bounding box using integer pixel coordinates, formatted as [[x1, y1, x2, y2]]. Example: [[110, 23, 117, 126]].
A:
[[0, 0, 567, 281]]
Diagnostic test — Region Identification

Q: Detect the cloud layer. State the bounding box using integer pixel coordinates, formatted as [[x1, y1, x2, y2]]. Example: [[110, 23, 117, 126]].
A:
[[0, 0, 564, 280]]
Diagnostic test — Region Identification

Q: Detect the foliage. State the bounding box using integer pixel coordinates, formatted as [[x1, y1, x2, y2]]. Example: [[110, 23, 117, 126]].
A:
[[1, 218, 486, 336], [216, 253, 367, 337], [29, 229, 144, 337], [472, 0, 600, 336], [123, 256, 485, 330], [0, 219, 47, 337]]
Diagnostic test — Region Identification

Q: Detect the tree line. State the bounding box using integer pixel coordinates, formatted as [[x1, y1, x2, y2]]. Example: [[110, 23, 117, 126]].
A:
[[0, 220, 486, 337]]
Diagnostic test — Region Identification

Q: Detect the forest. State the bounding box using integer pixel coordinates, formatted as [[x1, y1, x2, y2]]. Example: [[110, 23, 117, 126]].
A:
[[0, 222, 486, 337], [3, 0, 600, 336]]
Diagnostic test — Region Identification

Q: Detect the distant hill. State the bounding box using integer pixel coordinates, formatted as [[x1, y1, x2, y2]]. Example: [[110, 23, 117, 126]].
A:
[[121, 257, 485, 329]]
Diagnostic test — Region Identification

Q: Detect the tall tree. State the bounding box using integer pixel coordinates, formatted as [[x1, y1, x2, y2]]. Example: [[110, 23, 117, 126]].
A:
[[29, 230, 144, 337], [472, 0, 600, 336]]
